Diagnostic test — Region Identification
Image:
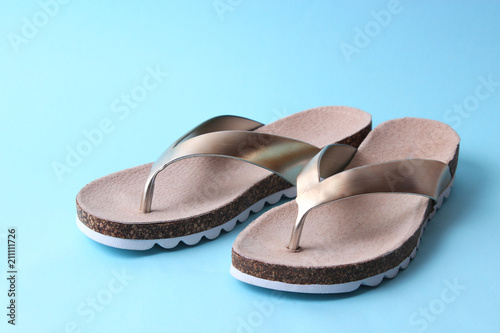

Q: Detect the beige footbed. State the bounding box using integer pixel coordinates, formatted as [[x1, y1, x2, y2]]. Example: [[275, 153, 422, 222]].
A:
[[232, 118, 460, 269], [76, 106, 371, 224]]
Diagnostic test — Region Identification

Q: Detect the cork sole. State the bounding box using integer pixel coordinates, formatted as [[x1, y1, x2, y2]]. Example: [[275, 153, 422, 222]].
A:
[[76, 187, 297, 250], [230, 179, 453, 293], [231, 118, 460, 293], [76, 106, 372, 250]]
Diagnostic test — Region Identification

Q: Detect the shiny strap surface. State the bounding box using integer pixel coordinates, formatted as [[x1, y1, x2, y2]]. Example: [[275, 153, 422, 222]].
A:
[[140, 115, 322, 213], [288, 147, 453, 250], [169, 115, 264, 149], [296, 144, 358, 194]]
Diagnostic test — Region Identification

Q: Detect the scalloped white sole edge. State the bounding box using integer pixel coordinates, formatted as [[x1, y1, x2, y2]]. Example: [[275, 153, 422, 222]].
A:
[[76, 187, 297, 250], [230, 178, 454, 294]]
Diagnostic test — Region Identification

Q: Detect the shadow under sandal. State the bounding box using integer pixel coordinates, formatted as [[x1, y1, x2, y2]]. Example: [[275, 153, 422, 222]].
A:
[[231, 118, 460, 293], [76, 106, 371, 250]]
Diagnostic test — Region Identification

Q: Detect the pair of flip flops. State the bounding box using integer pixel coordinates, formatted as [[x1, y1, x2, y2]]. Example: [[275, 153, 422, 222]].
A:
[[76, 106, 460, 294]]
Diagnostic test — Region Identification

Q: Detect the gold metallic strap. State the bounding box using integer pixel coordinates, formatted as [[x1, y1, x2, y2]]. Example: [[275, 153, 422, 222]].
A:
[[296, 144, 358, 194], [140, 115, 323, 213], [288, 147, 453, 250], [169, 115, 264, 148]]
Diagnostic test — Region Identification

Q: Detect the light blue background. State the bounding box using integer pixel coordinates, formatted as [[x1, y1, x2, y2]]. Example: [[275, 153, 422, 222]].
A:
[[1, 1, 499, 332]]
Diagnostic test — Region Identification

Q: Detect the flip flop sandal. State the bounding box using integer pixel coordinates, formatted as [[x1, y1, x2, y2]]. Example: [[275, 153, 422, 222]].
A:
[[76, 106, 372, 250], [231, 117, 460, 293]]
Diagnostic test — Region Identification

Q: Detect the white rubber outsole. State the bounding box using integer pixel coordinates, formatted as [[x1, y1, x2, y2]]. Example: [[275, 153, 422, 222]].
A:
[[230, 178, 454, 294], [77, 187, 297, 250]]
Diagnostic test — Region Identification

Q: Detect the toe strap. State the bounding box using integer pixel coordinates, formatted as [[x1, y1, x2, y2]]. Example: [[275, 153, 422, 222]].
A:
[[140, 115, 323, 213], [288, 146, 452, 251]]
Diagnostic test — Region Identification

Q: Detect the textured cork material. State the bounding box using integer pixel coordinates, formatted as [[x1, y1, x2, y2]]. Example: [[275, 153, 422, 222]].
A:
[[231, 118, 460, 288], [77, 174, 291, 239], [76, 106, 371, 245]]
